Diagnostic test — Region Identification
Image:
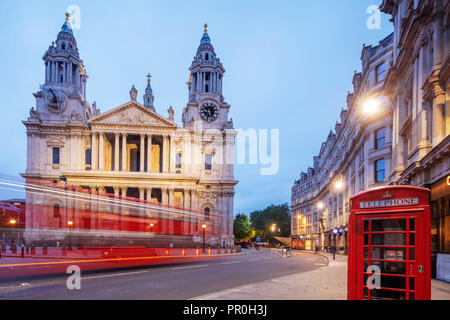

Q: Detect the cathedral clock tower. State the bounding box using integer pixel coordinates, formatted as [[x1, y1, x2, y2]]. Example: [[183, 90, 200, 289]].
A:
[[182, 24, 232, 130]]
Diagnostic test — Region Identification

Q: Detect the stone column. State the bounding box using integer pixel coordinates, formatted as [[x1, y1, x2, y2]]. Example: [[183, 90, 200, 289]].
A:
[[162, 134, 168, 173], [140, 134, 145, 172], [114, 133, 120, 171], [139, 187, 145, 201], [146, 187, 152, 202], [433, 11, 445, 66], [168, 188, 174, 235], [147, 134, 152, 173], [161, 188, 168, 234], [121, 133, 127, 171], [99, 132, 105, 171], [169, 135, 175, 173], [92, 132, 98, 170]]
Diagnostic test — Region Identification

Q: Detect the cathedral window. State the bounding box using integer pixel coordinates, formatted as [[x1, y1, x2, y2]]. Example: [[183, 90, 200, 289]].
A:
[[204, 207, 210, 221], [52, 147, 60, 165], [176, 153, 182, 169], [85, 149, 92, 165], [62, 42, 66, 50], [205, 53, 209, 60], [205, 154, 212, 170]]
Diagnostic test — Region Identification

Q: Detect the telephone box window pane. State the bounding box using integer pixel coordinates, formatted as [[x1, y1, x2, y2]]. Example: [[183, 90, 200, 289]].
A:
[[371, 219, 406, 231], [364, 247, 369, 259], [363, 288, 369, 299], [371, 260, 406, 274], [364, 220, 369, 232], [409, 278, 415, 290], [370, 247, 406, 260], [409, 233, 415, 246], [409, 218, 415, 231], [409, 292, 415, 300], [371, 233, 406, 245], [364, 234, 369, 245], [369, 289, 406, 300], [409, 248, 415, 260]]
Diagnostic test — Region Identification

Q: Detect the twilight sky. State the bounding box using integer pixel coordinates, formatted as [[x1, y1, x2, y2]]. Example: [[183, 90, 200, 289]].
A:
[[0, 0, 393, 215]]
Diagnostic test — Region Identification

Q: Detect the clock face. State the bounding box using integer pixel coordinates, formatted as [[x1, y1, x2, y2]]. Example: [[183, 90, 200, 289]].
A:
[[200, 102, 219, 122]]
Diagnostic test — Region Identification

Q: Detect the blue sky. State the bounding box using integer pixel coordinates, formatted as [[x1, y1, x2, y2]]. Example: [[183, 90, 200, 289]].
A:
[[0, 0, 393, 215]]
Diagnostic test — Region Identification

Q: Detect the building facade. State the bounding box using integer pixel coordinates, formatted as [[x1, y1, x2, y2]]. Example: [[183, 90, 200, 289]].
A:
[[291, 33, 394, 253], [291, 0, 450, 281], [22, 15, 238, 248]]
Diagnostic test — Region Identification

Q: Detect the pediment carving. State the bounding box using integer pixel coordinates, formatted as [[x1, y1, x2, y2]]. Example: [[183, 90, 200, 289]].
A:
[[89, 102, 176, 128]]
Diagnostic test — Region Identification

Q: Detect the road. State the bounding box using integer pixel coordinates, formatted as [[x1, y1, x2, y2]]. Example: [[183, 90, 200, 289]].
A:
[[0, 250, 328, 300]]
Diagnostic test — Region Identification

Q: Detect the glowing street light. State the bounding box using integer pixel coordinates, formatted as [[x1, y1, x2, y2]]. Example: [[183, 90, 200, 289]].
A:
[[334, 180, 344, 190], [362, 98, 380, 115], [202, 224, 207, 253], [9, 219, 17, 225], [67, 220, 74, 250], [317, 202, 325, 209]]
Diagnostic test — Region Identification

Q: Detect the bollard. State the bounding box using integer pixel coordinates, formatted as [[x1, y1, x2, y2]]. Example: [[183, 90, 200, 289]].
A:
[[62, 246, 67, 256], [208, 248, 211, 255], [1, 244, 5, 253], [182, 248, 186, 256], [196, 248, 199, 256], [26, 245, 30, 255], [31, 245, 36, 255], [21, 245, 25, 258], [43, 244, 48, 256], [217, 248, 221, 255], [12, 244, 17, 254], [166, 249, 169, 256]]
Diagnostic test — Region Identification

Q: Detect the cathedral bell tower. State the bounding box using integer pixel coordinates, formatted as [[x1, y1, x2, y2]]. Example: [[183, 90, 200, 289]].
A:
[[182, 24, 232, 130], [31, 12, 90, 124]]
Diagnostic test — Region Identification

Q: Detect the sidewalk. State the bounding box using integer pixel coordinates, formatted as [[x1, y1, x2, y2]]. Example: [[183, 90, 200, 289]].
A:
[[195, 252, 450, 300]]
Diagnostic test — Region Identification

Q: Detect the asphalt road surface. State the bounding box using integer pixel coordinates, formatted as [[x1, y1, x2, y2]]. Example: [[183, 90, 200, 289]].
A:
[[0, 250, 328, 300]]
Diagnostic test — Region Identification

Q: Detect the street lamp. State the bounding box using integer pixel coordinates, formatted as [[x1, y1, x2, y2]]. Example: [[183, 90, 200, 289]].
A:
[[202, 224, 207, 253], [317, 202, 325, 209], [9, 219, 17, 247], [67, 220, 73, 250]]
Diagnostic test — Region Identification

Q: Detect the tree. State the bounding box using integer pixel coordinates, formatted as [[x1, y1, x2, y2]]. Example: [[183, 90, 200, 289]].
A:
[[250, 203, 291, 240], [233, 213, 253, 241]]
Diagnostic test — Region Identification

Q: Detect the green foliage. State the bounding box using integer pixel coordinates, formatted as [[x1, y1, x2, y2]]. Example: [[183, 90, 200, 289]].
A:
[[233, 213, 253, 241], [250, 203, 291, 240]]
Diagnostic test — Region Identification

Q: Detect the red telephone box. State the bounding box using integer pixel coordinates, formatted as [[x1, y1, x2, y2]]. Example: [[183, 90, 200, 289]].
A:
[[347, 186, 431, 300]]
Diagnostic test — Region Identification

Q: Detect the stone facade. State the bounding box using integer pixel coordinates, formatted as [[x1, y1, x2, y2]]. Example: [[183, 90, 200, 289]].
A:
[[291, 0, 450, 281], [22, 16, 238, 248]]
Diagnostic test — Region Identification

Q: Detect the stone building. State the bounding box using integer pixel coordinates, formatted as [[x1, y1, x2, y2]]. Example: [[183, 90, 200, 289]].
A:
[[291, 0, 450, 281], [291, 33, 394, 253], [381, 0, 450, 281], [22, 15, 238, 248]]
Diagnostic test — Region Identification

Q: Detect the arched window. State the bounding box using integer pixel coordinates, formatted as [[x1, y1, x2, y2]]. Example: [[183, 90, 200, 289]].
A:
[[204, 207, 210, 221], [62, 42, 66, 50], [205, 53, 209, 60]]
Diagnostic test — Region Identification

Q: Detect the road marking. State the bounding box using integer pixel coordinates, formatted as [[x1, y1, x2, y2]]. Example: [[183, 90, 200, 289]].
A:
[[248, 259, 260, 262], [83, 270, 149, 280], [171, 264, 209, 270], [221, 261, 241, 265]]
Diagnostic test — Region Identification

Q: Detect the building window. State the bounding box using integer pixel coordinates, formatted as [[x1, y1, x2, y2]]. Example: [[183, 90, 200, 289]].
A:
[[376, 62, 386, 83], [375, 159, 385, 182], [204, 207, 210, 221], [52, 147, 60, 164], [85, 149, 92, 165], [53, 204, 61, 218], [176, 153, 182, 169], [205, 154, 212, 170], [375, 127, 386, 149]]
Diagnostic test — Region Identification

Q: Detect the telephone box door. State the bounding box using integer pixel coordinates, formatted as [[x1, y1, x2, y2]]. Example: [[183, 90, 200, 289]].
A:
[[355, 211, 425, 300]]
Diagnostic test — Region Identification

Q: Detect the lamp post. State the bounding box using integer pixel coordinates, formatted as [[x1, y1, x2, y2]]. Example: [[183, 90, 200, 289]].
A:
[[67, 220, 73, 250], [9, 219, 17, 251], [202, 224, 207, 253]]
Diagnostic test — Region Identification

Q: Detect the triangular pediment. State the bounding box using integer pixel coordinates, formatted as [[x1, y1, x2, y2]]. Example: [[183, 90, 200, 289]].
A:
[[89, 101, 176, 128]]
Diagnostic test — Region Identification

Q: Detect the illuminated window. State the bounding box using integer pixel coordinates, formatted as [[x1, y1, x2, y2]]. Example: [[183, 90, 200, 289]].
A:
[[52, 147, 60, 164], [375, 159, 385, 182]]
